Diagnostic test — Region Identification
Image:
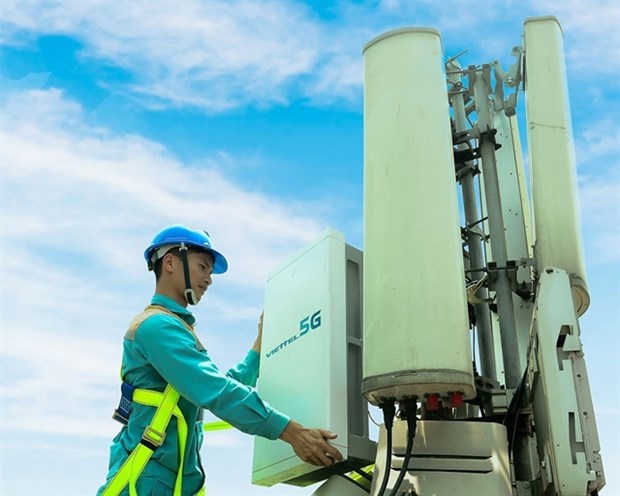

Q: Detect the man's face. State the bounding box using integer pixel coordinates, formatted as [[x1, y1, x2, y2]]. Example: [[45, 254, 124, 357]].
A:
[[164, 249, 214, 305], [185, 250, 214, 303]]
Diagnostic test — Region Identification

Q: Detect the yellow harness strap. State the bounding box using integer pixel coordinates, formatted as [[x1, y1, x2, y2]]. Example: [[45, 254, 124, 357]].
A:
[[202, 420, 232, 432], [102, 306, 195, 496], [102, 385, 186, 496]]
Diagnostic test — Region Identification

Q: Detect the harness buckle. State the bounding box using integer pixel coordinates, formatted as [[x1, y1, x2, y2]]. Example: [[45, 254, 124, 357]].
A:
[[112, 409, 130, 425], [112, 382, 135, 425], [141, 426, 167, 451]]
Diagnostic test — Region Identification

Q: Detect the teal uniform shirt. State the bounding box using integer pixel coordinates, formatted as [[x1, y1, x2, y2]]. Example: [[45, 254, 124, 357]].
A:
[[98, 294, 291, 495]]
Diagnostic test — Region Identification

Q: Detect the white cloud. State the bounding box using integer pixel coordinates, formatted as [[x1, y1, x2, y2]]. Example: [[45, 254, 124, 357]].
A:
[[3, 0, 616, 113], [576, 117, 620, 165], [1, 0, 321, 111], [573, 116, 620, 265], [1, 87, 325, 284], [302, 44, 364, 107], [1, 330, 121, 438]]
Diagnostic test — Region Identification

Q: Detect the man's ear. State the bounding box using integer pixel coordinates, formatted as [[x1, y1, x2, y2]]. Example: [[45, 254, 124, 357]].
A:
[[161, 252, 176, 274]]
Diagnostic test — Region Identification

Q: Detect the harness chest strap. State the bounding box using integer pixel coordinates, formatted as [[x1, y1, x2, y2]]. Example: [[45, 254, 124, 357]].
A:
[[103, 307, 195, 496]]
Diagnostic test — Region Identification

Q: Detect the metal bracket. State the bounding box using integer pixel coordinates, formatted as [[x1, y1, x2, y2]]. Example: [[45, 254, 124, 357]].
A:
[[492, 45, 524, 116], [454, 146, 481, 168], [473, 374, 501, 415], [514, 480, 534, 496], [480, 125, 502, 151], [453, 127, 482, 145], [487, 258, 534, 296], [452, 127, 482, 179], [490, 387, 515, 416]]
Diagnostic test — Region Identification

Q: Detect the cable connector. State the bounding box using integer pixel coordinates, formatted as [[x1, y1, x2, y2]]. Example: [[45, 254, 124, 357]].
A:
[[402, 398, 418, 435], [387, 398, 418, 496], [380, 400, 396, 430]]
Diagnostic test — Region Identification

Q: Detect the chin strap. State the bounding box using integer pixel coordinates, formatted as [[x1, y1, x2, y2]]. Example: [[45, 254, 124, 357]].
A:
[[178, 243, 198, 305]]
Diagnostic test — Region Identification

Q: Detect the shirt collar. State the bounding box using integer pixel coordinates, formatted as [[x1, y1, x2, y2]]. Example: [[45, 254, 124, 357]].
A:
[[151, 293, 196, 326]]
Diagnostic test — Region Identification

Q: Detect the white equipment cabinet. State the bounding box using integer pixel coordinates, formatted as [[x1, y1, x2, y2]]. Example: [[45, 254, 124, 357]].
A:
[[252, 229, 376, 487]]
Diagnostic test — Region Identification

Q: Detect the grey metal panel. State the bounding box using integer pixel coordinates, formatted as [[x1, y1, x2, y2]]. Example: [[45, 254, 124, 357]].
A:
[[370, 420, 512, 496], [345, 243, 377, 463]]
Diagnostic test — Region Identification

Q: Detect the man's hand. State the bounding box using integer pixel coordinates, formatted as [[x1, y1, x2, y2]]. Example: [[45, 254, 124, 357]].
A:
[[252, 312, 263, 354], [279, 420, 344, 466]]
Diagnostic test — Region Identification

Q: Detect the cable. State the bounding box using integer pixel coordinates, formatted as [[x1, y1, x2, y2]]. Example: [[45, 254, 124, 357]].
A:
[[368, 409, 381, 427], [502, 367, 528, 454], [376, 401, 396, 496], [387, 399, 418, 496]]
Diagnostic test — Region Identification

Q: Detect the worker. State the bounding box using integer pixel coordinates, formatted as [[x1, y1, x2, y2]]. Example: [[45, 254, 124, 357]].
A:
[[97, 225, 343, 496]]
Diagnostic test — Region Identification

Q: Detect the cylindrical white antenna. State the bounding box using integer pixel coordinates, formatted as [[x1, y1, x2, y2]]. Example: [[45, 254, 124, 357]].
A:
[[362, 28, 475, 406], [524, 16, 590, 316]]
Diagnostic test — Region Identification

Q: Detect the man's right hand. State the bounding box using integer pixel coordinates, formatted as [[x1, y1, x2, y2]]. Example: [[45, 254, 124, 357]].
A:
[[279, 420, 344, 467]]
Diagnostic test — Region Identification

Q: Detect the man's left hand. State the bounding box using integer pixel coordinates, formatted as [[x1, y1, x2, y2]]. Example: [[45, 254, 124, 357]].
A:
[[252, 311, 263, 353]]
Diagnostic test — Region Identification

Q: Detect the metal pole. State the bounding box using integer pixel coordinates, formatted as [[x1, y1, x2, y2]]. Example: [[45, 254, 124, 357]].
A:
[[470, 65, 521, 389], [448, 61, 497, 382]]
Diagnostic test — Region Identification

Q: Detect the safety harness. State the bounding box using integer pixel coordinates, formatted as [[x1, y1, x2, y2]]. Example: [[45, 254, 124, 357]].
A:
[[102, 306, 203, 496]]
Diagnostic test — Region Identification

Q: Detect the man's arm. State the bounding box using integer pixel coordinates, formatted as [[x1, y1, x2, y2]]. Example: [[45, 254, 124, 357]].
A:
[[226, 312, 263, 386], [135, 314, 288, 439], [136, 314, 343, 466]]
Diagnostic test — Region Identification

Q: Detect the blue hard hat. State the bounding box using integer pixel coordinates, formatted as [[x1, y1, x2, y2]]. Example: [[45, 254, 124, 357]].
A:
[[144, 225, 228, 274]]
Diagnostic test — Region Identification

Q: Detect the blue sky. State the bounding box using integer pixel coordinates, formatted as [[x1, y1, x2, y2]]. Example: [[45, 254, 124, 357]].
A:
[[0, 1, 618, 495]]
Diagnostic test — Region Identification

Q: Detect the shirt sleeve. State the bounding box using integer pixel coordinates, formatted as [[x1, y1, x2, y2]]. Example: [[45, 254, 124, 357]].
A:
[[134, 314, 289, 440], [226, 349, 260, 387]]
